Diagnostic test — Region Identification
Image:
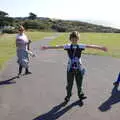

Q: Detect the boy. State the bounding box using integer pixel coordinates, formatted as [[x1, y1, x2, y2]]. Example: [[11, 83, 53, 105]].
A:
[[41, 31, 107, 104]]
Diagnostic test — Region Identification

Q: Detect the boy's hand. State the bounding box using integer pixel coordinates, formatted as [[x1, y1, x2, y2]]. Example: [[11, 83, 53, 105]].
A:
[[32, 54, 36, 57], [40, 46, 48, 50], [102, 46, 108, 52]]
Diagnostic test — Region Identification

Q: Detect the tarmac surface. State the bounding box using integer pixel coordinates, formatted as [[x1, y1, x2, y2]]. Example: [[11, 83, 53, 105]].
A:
[[0, 34, 120, 120]]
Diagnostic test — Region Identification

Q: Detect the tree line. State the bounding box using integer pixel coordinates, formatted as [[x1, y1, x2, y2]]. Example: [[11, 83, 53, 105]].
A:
[[0, 10, 120, 33]]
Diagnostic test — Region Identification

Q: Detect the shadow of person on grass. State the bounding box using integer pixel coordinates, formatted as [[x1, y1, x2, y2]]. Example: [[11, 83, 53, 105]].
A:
[[0, 76, 18, 85], [98, 86, 120, 112], [33, 100, 83, 120]]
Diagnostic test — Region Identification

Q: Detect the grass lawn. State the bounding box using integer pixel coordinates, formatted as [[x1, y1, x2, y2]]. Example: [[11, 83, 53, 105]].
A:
[[0, 31, 54, 70], [50, 32, 120, 58], [0, 32, 120, 70]]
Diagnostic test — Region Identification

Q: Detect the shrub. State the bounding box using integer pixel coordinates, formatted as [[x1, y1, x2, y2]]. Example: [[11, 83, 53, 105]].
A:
[[2, 28, 17, 33]]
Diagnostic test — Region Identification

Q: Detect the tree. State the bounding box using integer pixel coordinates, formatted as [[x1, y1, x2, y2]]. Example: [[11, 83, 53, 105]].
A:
[[0, 10, 8, 17], [0, 10, 14, 27], [28, 12, 37, 20]]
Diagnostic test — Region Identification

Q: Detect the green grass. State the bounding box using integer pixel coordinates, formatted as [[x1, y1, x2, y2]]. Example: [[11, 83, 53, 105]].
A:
[[0, 31, 54, 70], [0, 32, 120, 70], [50, 32, 120, 58]]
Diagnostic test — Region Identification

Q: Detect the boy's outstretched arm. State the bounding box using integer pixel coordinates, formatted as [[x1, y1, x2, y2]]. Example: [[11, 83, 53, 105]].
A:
[[41, 45, 64, 50], [86, 44, 108, 52]]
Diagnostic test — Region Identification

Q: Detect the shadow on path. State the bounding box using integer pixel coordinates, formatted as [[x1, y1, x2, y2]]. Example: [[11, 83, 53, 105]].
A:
[[33, 100, 83, 120], [0, 76, 18, 85], [98, 86, 120, 112]]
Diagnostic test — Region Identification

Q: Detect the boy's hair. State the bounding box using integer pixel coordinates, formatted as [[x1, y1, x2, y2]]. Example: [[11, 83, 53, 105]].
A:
[[69, 31, 80, 40]]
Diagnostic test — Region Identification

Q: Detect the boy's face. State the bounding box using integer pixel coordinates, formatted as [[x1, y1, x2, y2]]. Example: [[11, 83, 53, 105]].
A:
[[70, 37, 79, 44]]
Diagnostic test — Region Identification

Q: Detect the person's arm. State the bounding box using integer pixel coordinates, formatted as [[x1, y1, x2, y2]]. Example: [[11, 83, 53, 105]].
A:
[[16, 39, 18, 47], [27, 39, 32, 50], [41, 45, 64, 50], [86, 44, 108, 52]]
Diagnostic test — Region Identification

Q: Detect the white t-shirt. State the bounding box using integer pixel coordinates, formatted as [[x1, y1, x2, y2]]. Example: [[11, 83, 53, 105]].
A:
[[16, 33, 29, 50], [64, 44, 86, 70], [64, 43, 86, 50]]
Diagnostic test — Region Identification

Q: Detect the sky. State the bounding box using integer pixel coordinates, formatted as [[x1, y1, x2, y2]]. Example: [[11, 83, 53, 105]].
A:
[[1, 0, 120, 28]]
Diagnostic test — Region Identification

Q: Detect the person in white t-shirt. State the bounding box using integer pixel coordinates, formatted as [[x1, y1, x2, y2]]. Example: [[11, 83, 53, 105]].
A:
[[16, 25, 34, 77], [41, 31, 108, 104]]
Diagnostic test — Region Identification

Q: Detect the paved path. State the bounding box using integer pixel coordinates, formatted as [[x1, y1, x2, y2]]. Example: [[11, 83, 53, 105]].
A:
[[0, 34, 120, 120]]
